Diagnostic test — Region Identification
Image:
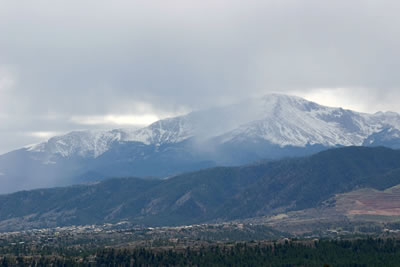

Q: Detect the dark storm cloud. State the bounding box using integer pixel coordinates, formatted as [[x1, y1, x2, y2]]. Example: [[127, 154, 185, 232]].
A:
[[0, 0, 399, 153]]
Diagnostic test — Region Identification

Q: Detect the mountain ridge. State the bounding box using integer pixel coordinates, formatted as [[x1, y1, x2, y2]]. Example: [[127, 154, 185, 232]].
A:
[[1, 146, 400, 231], [2, 94, 400, 193], [25, 94, 400, 157]]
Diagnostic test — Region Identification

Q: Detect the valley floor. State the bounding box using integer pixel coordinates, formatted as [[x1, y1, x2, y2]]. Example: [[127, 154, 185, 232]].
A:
[[2, 221, 400, 266], [2, 236, 400, 266]]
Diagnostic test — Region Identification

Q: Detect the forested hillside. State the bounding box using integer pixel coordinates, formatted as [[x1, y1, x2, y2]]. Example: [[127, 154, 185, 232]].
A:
[[1, 146, 400, 231]]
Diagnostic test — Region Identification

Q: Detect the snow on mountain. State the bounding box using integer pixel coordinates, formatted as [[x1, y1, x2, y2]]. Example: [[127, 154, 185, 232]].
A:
[[124, 116, 194, 146], [373, 111, 400, 129], [219, 94, 387, 147], [362, 127, 400, 149], [27, 129, 125, 158], [23, 94, 400, 159], [25, 116, 195, 158], [4, 93, 400, 194]]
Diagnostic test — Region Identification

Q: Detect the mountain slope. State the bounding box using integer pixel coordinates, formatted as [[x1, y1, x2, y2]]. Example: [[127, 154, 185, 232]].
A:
[[1, 94, 400, 193], [1, 146, 400, 231], [25, 94, 400, 156]]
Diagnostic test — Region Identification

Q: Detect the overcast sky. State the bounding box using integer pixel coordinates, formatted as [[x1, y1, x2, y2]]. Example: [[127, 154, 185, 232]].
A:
[[0, 0, 399, 154]]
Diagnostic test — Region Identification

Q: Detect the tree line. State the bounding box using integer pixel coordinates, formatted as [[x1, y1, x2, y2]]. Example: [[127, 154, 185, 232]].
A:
[[2, 238, 400, 266]]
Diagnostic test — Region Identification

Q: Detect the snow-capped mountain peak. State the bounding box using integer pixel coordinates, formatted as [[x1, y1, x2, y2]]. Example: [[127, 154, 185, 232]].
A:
[[4, 93, 400, 194], [218, 94, 396, 147], [25, 116, 195, 158], [124, 116, 194, 146], [27, 130, 124, 158], [23, 94, 400, 159]]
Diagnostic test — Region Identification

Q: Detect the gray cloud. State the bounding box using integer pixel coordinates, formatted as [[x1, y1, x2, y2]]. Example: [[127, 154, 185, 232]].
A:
[[0, 0, 400, 153]]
